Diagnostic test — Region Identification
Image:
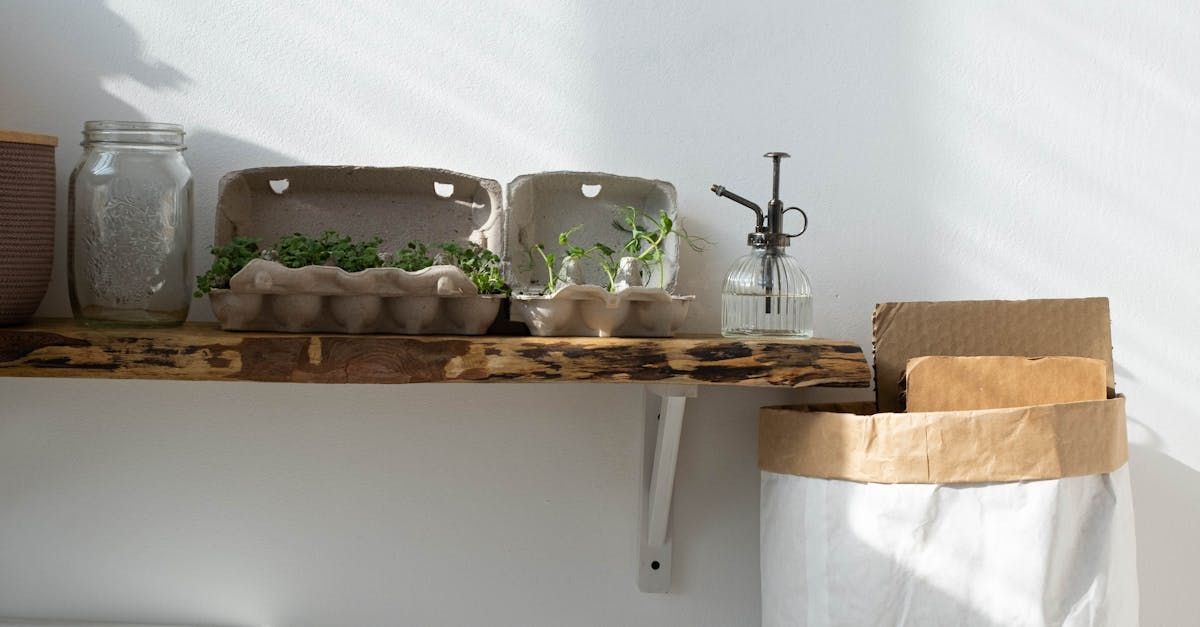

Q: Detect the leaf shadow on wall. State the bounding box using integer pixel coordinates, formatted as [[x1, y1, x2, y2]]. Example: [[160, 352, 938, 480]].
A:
[[0, 2, 190, 317], [0, 2, 190, 117], [0, 3, 307, 319]]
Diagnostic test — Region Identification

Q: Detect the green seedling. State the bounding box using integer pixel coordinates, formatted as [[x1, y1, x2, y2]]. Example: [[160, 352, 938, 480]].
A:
[[527, 207, 709, 294], [325, 232, 384, 273], [269, 230, 384, 271], [197, 230, 508, 297], [593, 243, 619, 290], [194, 236, 261, 296], [435, 242, 509, 295], [388, 241, 436, 271], [612, 206, 711, 288], [272, 232, 328, 268], [558, 225, 619, 290], [530, 243, 560, 293], [527, 225, 607, 293]]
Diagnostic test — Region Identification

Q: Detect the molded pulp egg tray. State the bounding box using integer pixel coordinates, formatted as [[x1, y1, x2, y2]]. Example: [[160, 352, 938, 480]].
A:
[[207, 167, 690, 336], [209, 166, 504, 334], [505, 172, 689, 337]]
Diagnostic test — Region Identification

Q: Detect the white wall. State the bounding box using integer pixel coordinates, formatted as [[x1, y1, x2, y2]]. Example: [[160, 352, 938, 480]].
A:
[[0, 1, 1196, 625]]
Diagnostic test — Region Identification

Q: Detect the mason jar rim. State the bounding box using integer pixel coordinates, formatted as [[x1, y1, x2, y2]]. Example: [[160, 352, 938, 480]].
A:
[[81, 120, 186, 148], [84, 120, 184, 133]]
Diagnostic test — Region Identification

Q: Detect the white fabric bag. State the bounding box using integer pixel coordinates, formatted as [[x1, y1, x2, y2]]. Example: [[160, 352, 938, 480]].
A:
[[759, 399, 1138, 627], [761, 466, 1138, 626]]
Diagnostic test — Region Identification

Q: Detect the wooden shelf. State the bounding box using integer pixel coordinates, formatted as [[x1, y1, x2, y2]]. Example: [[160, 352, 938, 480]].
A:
[[0, 319, 870, 388], [0, 319, 870, 595]]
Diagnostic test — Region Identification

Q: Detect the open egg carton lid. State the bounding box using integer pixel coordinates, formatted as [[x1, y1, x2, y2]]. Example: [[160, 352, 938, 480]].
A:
[[209, 165, 505, 334], [216, 165, 504, 253]]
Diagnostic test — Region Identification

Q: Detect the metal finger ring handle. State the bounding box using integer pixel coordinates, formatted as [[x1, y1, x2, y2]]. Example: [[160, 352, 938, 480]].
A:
[[784, 206, 808, 238]]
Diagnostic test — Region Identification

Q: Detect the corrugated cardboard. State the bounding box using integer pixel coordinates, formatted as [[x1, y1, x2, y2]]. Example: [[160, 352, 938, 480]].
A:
[[904, 355, 1108, 412], [759, 396, 1128, 483], [873, 298, 1113, 411]]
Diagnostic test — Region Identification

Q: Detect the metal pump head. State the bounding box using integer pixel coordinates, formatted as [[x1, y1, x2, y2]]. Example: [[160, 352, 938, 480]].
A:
[[712, 152, 808, 247]]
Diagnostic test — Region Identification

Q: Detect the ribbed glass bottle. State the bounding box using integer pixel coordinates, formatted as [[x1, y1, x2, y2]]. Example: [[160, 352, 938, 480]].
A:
[[721, 245, 812, 338]]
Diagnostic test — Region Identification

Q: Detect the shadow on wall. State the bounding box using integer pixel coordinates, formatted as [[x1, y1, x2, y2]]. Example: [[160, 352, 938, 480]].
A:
[[2, 3, 1195, 624], [180, 130, 300, 324], [1128, 443, 1200, 625], [0, 2, 187, 318], [0, 3, 300, 320], [0, 2, 189, 117]]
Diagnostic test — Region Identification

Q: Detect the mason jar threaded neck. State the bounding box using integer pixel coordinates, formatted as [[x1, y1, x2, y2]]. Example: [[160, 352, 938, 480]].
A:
[[81, 121, 186, 149]]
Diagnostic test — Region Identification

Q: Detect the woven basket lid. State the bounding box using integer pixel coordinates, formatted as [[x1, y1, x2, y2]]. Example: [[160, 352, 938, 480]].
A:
[[0, 130, 58, 147]]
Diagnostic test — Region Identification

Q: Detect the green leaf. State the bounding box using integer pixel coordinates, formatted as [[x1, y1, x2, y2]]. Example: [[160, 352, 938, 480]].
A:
[[388, 240, 434, 271], [194, 236, 261, 296]]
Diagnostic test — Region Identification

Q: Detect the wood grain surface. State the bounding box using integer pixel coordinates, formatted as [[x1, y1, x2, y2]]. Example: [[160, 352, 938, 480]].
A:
[[0, 320, 871, 388], [0, 130, 58, 146]]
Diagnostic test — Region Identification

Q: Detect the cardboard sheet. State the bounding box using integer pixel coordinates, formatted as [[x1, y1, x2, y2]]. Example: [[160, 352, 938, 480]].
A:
[[758, 397, 1128, 483], [872, 298, 1113, 411], [904, 355, 1108, 412]]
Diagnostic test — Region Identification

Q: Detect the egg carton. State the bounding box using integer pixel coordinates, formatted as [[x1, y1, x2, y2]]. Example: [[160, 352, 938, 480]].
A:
[[209, 259, 501, 334], [503, 171, 693, 337], [216, 165, 505, 254], [505, 171, 680, 293], [207, 166, 505, 334], [510, 284, 692, 337], [205, 166, 697, 336]]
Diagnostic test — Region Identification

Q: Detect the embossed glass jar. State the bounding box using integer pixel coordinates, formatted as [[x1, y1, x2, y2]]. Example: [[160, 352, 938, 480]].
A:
[[68, 121, 193, 326]]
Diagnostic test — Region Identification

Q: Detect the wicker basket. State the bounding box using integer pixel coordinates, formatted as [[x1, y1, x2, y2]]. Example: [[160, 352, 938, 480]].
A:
[[0, 130, 57, 325]]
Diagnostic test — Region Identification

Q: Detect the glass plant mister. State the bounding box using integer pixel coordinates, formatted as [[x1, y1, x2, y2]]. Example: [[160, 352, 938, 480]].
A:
[[68, 121, 193, 326], [713, 152, 813, 338]]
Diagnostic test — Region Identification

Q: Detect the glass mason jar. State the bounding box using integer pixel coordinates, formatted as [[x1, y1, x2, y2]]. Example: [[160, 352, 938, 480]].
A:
[[68, 121, 193, 326], [721, 243, 813, 338]]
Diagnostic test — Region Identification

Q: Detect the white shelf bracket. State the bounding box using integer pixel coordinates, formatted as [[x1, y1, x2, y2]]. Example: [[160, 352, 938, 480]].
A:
[[638, 383, 697, 593]]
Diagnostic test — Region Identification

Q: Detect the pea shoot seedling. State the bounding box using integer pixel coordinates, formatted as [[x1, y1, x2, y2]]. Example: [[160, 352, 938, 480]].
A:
[[526, 206, 709, 295], [612, 206, 711, 289]]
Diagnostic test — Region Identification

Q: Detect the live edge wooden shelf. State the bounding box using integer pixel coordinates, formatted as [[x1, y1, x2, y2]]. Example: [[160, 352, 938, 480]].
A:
[[0, 319, 871, 388], [0, 318, 870, 594]]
